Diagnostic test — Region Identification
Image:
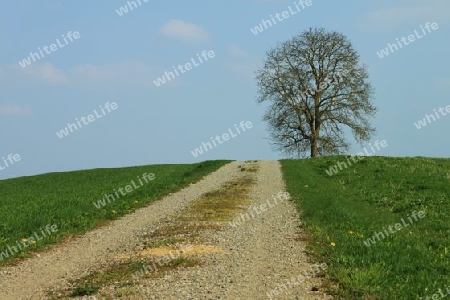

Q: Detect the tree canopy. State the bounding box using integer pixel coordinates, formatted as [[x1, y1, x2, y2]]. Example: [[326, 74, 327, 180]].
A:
[[255, 27, 377, 158]]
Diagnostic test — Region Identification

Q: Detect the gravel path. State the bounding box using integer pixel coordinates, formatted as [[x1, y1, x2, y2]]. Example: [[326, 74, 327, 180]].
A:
[[0, 161, 331, 300]]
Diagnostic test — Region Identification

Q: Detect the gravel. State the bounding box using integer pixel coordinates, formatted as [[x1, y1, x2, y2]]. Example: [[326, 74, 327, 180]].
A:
[[0, 161, 332, 300]]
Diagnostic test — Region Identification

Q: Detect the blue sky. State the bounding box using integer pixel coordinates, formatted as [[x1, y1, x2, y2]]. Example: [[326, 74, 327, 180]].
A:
[[0, 0, 449, 180]]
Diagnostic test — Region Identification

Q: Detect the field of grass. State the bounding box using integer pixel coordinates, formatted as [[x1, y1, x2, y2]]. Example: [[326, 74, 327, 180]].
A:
[[0, 160, 230, 265], [280, 156, 450, 299]]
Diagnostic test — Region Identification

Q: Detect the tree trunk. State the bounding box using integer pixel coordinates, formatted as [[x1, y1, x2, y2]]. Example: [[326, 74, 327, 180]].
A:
[[310, 138, 318, 157]]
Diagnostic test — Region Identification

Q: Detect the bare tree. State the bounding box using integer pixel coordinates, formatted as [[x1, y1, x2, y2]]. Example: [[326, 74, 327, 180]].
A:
[[255, 27, 377, 158]]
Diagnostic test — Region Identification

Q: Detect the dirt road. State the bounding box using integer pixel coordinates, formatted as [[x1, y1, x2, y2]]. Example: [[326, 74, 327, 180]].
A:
[[0, 161, 331, 299]]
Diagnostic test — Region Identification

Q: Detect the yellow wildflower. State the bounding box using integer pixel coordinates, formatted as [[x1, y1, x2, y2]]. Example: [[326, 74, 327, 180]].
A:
[[330, 242, 336, 247]]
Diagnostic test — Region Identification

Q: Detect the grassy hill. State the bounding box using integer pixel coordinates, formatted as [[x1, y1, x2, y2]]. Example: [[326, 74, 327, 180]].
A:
[[0, 160, 231, 265], [2, 156, 449, 299], [281, 156, 450, 299]]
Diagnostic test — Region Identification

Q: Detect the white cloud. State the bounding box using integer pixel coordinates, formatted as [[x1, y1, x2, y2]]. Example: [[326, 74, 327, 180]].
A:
[[159, 20, 209, 42], [71, 61, 153, 87], [14, 0, 62, 9], [21, 62, 69, 84], [224, 44, 260, 80], [360, 0, 450, 30], [225, 64, 256, 80], [247, 0, 289, 2], [46, 1, 63, 9], [0, 104, 31, 116], [228, 44, 249, 58], [0, 61, 155, 88], [436, 78, 450, 88]]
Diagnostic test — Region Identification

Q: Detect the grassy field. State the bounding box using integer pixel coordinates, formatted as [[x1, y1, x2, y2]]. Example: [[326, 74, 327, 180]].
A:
[[280, 156, 450, 299], [0, 160, 230, 265]]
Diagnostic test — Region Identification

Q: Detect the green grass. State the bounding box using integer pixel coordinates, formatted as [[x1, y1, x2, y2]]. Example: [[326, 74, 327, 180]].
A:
[[61, 257, 199, 298], [0, 160, 230, 265], [280, 156, 450, 299], [145, 237, 181, 248]]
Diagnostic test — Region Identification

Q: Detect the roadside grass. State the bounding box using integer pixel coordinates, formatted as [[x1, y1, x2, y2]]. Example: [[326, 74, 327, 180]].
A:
[[0, 160, 231, 266], [280, 156, 450, 299]]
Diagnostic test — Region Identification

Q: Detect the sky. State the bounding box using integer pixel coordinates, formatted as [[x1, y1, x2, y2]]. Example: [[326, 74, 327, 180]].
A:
[[0, 0, 449, 180]]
